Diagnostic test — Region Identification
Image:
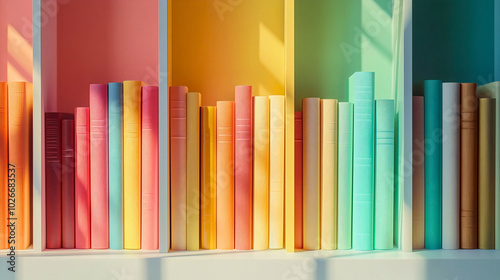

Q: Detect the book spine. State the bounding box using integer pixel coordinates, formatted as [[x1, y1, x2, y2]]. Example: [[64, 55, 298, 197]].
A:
[[294, 111, 303, 249], [142, 86, 159, 250], [253, 96, 270, 250], [216, 101, 235, 249], [303, 97, 320, 250], [351, 72, 375, 251], [201, 106, 217, 249], [0, 82, 7, 249], [374, 99, 395, 249], [169, 85, 188, 250], [478, 98, 496, 249], [75, 107, 90, 249], [412, 96, 425, 249], [123, 81, 142, 249], [25, 83, 33, 249], [269, 95, 285, 249], [442, 83, 460, 250], [62, 119, 75, 248], [186, 92, 201, 251], [234, 85, 253, 250]]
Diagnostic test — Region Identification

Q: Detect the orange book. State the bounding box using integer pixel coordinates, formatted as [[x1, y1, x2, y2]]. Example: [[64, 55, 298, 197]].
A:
[[0, 82, 7, 249]]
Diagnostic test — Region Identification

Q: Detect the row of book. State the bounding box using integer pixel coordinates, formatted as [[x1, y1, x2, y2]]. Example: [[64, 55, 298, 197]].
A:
[[413, 80, 499, 250]]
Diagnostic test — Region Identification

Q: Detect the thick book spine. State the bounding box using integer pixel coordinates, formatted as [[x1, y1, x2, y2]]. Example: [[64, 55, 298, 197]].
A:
[[0, 82, 7, 249], [269, 95, 285, 249], [351, 72, 375, 251], [478, 98, 496, 249], [338, 102, 353, 249], [442, 83, 460, 250], [216, 101, 235, 249], [201, 106, 217, 249], [62, 119, 75, 248], [320, 99, 338, 250], [294, 112, 303, 249], [412, 96, 425, 249], [253, 96, 270, 250], [303, 98, 320, 250], [90, 84, 109, 249], [75, 107, 90, 249], [142, 86, 159, 250], [186, 92, 201, 251], [460, 83, 478, 249], [123, 81, 142, 249], [169, 86, 188, 250], [374, 99, 395, 249], [234, 86, 253, 250]]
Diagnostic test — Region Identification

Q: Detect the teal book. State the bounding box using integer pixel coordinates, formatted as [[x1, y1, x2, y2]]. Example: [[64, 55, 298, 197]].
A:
[[424, 80, 442, 249], [351, 72, 375, 250], [374, 99, 395, 249], [108, 82, 123, 249], [337, 102, 353, 249]]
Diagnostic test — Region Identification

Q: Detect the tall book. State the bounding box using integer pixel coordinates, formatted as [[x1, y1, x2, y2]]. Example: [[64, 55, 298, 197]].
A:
[[302, 98, 320, 250], [374, 99, 395, 249], [412, 96, 425, 249], [253, 96, 269, 250], [478, 98, 495, 249], [234, 86, 253, 250], [294, 112, 303, 249], [216, 101, 235, 249], [201, 106, 216, 249], [186, 92, 201, 251], [337, 102, 353, 250], [108, 82, 123, 250], [123, 80, 142, 249], [320, 99, 338, 250], [62, 119, 75, 248], [169, 86, 188, 250], [351, 72, 375, 251], [442, 83, 460, 250], [142, 86, 159, 250], [75, 107, 90, 249], [0, 82, 7, 249], [269, 95, 285, 249], [460, 83, 478, 249]]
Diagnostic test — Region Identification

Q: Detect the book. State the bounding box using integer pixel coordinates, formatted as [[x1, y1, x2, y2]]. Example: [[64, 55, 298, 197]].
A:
[[123, 80, 142, 249], [412, 96, 425, 249], [234, 85, 253, 250], [90, 84, 109, 249], [320, 99, 338, 250], [351, 72, 375, 251], [0, 82, 7, 249], [478, 98, 495, 249], [460, 83, 478, 249], [216, 101, 235, 249], [201, 106, 217, 249], [442, 83, 460, 250], [142, 86, 159, 250], [62, 119, 75, 249], [186, 92, 200, 251], [269, 95, 285, 249], [108, 82, 123, 250], [337, 102, 353, 250], [75, 107, 90, 249], [302, 97, 320, 250], [374, 99, 394, 250], [169, 86, 188, 250], [294, 111, 303, 249], [253, 96, 270, 250]]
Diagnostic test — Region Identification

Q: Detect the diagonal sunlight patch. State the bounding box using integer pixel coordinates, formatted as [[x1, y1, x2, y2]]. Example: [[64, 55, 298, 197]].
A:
[[7, 24, 33, 78], [259, 22, 284, 96]]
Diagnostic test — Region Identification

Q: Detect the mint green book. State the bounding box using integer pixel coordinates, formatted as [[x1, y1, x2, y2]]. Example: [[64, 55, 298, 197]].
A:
[[338, 102, 353, 249]]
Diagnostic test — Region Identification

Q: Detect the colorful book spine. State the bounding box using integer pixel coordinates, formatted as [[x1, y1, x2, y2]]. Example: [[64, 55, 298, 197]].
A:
[[269, 95, 285, 249], [169, 86, 188, 250], [412, 96, 425, 249], [142, 86, 159, 250], [374, 99, 395, 250], [235, 85, 253, 250], [337, 102, 353, 250], [253, 96, 269, 250], [442, 83, 460, 250], [351, 72, 375, 251], [302, 98, 320, 250], [186, 92, 201, 251], [216, 101, 235, 249], [0, 82, 6, 249], [123, 80, 142, 249], [478, 98, 495, 249], [294, 112, 303, 249], [201, 106, 217, 249], [75, 107, 90, 249], [62, 119, 75, 249]]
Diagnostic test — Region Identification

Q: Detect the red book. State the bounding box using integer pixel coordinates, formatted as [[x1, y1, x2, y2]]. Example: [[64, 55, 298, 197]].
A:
[[294, 111, 303, 249], [62, 119, 75, 248], [75, 107, 90, 249]]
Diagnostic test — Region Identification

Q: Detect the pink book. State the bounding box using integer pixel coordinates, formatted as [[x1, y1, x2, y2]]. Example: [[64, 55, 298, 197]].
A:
[[234, 86, 253, 250], [75, 107, 90, 249], [142, 86, 159, 250], [294, 112, 303, 249]]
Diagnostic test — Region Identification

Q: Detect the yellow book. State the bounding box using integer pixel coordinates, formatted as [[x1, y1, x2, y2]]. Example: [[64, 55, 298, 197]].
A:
[[187, 92, 201, 250], [269, 96, 285, 249], [201, 106, 216, 249], [321, 99, 338, 249], [253, 96, 270, 250], [123, 80, 142, 249]]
